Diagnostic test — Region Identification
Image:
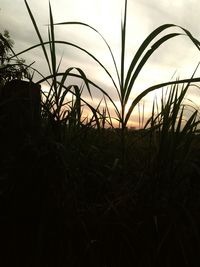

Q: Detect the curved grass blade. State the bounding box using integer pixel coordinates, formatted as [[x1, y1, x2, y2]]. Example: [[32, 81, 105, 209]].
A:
[[125, 77, 200, 126], [48, 2, 57, 94], [24, 0, 51, 73], [37, 71, 121, 119], [182, 110, 198, 135], [54, 21, 121, 92], [60, 83, 101, 129], [124, 33, 181, 104], [11, 40, 119, 94], [120, 0, 127, 93], [124, 24, 177, 89]]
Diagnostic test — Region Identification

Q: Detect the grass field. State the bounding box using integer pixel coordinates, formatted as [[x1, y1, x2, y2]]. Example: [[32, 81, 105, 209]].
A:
[[1, 0, 200, 266]]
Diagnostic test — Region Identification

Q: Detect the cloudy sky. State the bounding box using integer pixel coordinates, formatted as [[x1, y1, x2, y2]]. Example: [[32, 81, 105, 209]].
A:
[[1, 0, 200, 127]]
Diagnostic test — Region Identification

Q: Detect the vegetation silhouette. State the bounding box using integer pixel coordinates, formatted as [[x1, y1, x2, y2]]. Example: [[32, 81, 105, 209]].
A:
[[1, 1, 200, 266]]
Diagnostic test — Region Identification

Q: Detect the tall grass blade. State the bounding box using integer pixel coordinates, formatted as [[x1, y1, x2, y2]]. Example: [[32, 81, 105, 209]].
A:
[[37, 70, 120, 118], [54, 21, 121, 91], [125, 24, 177, 89], [12, 40, 119, 93], [125, 77, 200, 126], [124, 33, 180, 104], [120, 0, 127, 94], [24, 0, 51, 73], [48, 2, 57, 96]]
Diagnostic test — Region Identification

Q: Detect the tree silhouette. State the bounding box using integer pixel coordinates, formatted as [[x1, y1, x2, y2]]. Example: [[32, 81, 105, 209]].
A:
[[0, 30, 29, 87]]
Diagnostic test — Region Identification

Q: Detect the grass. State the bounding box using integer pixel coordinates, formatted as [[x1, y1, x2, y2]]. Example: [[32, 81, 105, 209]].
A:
[[1, 0, 200, 266], [15, 0, 200, 162]]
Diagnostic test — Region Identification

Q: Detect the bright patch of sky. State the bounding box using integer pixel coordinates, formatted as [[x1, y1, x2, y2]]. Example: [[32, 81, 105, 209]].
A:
[[1, 0, 200, 127]]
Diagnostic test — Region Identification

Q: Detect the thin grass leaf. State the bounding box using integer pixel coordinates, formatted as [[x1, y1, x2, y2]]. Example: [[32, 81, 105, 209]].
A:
[[24, 0, 51, 73], [75, 67, 92, 99], [57, 82, 103, 129], [49, 2, 56, 76], [54, 21, 121, 91], [58, 85, 73, 115], [74, 85, 82, 126], [57, 67, 74, 98], [125, 24, 177, 89], [12, 40, 119, 95], [175, 105, 185, 134], [120, 0, 127, 93], [37, 70, 120, 118], [125, 77, 200, 126], [124, 33, 181, 104], [180, 26, 200, 51], [182, 110, 198, 135], [103, 95, 114, 128]]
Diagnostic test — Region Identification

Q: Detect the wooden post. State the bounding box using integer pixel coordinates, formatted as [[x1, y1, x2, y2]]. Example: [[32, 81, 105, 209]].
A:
[[0, 79, 41, 153]]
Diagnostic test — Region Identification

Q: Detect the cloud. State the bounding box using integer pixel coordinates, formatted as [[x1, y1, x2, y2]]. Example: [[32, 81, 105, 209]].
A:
[[1, 0, 200, 126]]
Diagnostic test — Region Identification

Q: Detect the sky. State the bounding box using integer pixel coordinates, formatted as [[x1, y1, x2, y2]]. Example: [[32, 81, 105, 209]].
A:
[[1, 0, 200, 127]]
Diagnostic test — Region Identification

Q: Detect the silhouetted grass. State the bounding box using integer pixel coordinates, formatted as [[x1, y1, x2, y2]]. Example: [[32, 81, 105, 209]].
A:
[[1, 0, 200, 266]]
